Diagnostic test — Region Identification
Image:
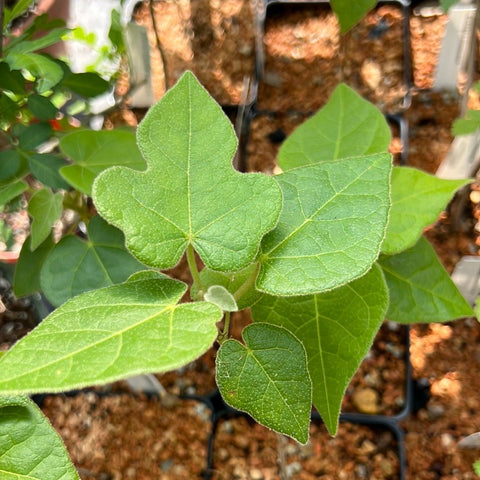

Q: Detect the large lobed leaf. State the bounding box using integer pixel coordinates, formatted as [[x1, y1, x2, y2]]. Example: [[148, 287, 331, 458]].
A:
[[216, 323, 312, 444], [252, 265, 388, 435], [0, 395, 79, 480], [93, 71, 282, 273], [379, 236, 473, 323], [278, 83, 391, 171], [0, 277, 222, 394], [257, 153, 391, 295], [382, 167, 470, 255]]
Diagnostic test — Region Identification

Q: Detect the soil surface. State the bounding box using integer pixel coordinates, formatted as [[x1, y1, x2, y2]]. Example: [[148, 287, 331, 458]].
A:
[[2, 1, 480, 479]]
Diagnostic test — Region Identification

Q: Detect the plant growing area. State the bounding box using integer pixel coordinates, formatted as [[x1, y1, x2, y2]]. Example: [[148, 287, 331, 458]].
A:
[[1, 1, 479, 479]]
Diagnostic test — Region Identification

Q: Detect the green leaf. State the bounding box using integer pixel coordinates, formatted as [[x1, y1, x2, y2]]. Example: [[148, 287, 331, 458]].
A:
[[0, 151, 21, 181], [40, 215, 146, 306], [0, 180, 28, 206], [27, 188, 63, 251], [452, 110, 480, 136], [204, 285, 238, 312], [6, 53, 64, 93], [216, 323, 312, 444], [278, 83, 391, 171], [473, 459, 480, 475], [440, 0, 458, 11], [61, 72, 110, 98], [13, 234, 55, 297], [0, 94, 19, 124], [6, 28, 69, 55], [17, 123, 53, 151], [0, 395, 80, 480], [59, 129, 146, 195], [27, 153, 71, 189], [257, 153, 392, 296], [0, 277, 221, 394], [27, 94, 58, 121], [382, 167, 470, 255], [251, 265, 388, 435], [0, 62, 26, 94], [191, 263, 262, 310], [330, 0, 377, 33], [93, 72, 282, 272], [3, 0, 35, 26], [379, 236, 473, 323]]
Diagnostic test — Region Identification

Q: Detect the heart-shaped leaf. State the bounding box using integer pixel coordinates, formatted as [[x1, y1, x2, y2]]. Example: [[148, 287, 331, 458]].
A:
[[216, 323, 312, 444], [379, 236, 473, 323], [278, 83, 391, 171], [93, 71, 282, 272], [382, 167, 470, 255], [40, 215, 146, 306], [251, 265, 388, 435], [257, 154, 391, 295], [330, 0, 376, 33], [0, 277, 221, 394], [27, 188, 63, 251], [59, 129, 146, 195], [0, 396, 79, 480]]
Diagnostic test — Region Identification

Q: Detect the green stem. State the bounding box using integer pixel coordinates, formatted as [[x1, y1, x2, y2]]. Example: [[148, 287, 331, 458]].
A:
[[218, 311, 231, 344], [233, 262, 260, 301], [186, 244, 202, 289]]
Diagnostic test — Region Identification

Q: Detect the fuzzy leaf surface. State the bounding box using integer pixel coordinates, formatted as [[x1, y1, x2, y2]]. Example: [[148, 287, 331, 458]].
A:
[[251, 265, 387, 435], [59, 129, 145, 195], [27, 188, 63, 250], [204, 285, 238, 312], [382, 167, 470, 255], [278, 83, 390, 171], [330, 0, 376, 32], [0, 277, 221, 394], [258, 154, 391, 295], [0, 396, 79, 480], [216, 323, 311, 444], [40, 215, 145, 306], [379, 236, 473, 323], [93, 71, 282, 272]]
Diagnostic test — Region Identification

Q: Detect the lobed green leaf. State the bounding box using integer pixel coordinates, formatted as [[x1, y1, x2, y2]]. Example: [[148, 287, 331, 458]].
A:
[[0, 277, 222, 394], [216, 323, 312, 444], [252, 265, 388, 435]]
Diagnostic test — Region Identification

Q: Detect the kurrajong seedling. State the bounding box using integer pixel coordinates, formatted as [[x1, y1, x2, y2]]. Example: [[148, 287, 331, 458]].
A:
[[0, 72, 473, 479]]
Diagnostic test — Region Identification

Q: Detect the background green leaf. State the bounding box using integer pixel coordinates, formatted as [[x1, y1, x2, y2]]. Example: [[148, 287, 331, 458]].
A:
[[27, 94, 58, 121], [330, 0, 377, 33], [278, 83, 390, 171], [17, 123, 52, 151], [0, 278, 221, 394], [0, 395, 79, 480], [440, 0, 458, 12], [61, 72, 110, 98], [27, 188, 63, 251], [28, 153, 71, 190], [382, 167, 470, 255], [251, 265, 388, 435], [379, 236, 473, 323], [0, 180, 28, 206], [258, 154, 391, 295], [59, 129, 146, 195], [0, 62, 26, 94], [216, 323, 312, 444], [40, 215, 146, 306], [0, 151, 21, 181], [93, 71, 282, 272]]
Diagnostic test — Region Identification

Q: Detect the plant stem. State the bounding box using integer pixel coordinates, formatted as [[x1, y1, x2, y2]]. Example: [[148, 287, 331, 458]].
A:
[[218, 311, 231, 344], [233, 262, 260, 301], [0, 0, 4, 58], [186, 244, 202, 289]]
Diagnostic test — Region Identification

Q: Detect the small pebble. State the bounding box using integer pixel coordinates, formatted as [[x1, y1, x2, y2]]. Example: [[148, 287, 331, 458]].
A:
[[285, 462, 302, 477], [353, 388, 380, 414], [249, 467, 264, 480]]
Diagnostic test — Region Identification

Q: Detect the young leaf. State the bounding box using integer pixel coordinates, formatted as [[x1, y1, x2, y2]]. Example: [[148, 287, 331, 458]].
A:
[[440, 0, 458, 12], [27, 188, 63, 251], [278, 83, 391, 171], [28, 153, 71, 190], [61, 72, 110, 98], [379, 236, 473, 323], [0, 277, 221, 394], [191, 263, 262, 309], [0, 180, 28, 206], [452, 110, 480, 136], [382, 167, 470, 255], [204, 285, 238, 312], [93, 71, 282, 272], [216, 323, 312, 444], [14, 234, 55, 297], [0, 395, 80, 480], [251, 265, 388, 435], [330, 0, 377, 33], [59, 129, 146, 195], [40, 215, 146, 306], [3, 0, 35, 26], [257, 153, 391, 296], [5, 28, 69, 55]]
